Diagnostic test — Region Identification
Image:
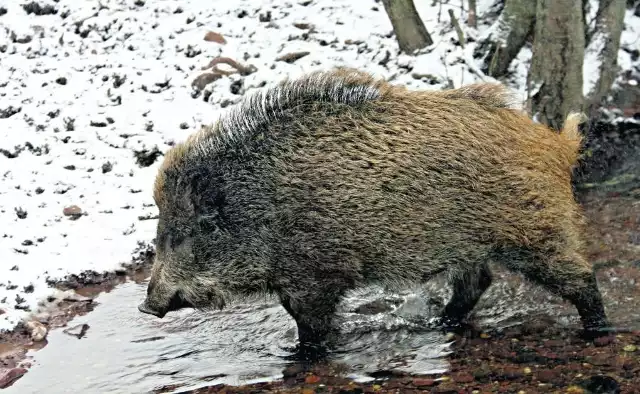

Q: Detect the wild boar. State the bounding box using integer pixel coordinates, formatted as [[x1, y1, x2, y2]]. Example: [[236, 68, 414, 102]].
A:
[[138, 68, 610, 349]]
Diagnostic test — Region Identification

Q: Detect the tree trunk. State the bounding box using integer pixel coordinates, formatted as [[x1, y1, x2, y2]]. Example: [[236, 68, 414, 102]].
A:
[[468, 0, 477, 28], [584, 0, 626, 115], [583, 0, 594, 42], [529, 0, 585, 130], [381, 0, 433, 53], [475, 0, 536, 78]]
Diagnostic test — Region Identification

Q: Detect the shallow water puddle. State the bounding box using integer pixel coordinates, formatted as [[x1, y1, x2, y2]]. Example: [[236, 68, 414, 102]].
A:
[[7, 265, 640, 394], [4, 281, 451, 394]]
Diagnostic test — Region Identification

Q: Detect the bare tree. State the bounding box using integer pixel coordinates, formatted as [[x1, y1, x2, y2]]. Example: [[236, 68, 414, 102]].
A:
[[529, 0, 585, 130], [381, 0, 433, 53], [475, 0, 536, 78], [582, 0, 594, 41], [584, 0, 627, 114], [471, 0, 627, 130], [468, 0, 478, 28]]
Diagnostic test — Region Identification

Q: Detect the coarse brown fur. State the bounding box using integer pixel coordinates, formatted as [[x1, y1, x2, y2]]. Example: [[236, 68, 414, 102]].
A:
[[139, 67, 610, 351]]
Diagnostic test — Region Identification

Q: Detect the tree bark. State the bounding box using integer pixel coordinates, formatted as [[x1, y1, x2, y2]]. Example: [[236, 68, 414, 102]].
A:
[[584, 0, 626, 114], [468, 0, 477, 28], [475, 0, 536, 78], [529, 0, 585, 130], [381, 0, 433, 54], [583, 0, 594, 42]]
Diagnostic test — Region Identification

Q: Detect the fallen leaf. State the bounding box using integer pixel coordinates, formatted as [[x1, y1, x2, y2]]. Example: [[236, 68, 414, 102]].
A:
[[305, 374, 320, 384], [203, 31, 226, 44]]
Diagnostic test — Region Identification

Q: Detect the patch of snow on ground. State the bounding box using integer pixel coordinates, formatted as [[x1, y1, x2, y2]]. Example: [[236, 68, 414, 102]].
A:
[[0, 0, 638, 332]]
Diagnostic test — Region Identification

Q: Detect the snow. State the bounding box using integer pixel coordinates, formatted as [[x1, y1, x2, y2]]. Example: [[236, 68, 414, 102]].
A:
[[0, 0, 638, 332]]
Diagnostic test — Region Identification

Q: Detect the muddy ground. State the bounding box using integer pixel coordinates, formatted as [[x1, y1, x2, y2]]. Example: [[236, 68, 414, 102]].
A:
[[1, 118, 639, 391], [182, 328, 640, 394]]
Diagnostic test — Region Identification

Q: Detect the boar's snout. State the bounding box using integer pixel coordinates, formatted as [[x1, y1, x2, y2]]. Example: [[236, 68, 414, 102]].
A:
[[138, 290, 195, 319], [138, 300, 167, 318]]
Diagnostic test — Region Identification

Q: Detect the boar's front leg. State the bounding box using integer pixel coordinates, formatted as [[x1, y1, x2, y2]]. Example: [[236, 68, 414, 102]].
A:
[[438, 263, 493, 330], [279, 287, 345, 355]]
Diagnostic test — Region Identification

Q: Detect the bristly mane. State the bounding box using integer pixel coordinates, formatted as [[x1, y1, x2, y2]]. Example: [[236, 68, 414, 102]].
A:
[[154, 68, 390, 206], [199, 67, 386, 156]]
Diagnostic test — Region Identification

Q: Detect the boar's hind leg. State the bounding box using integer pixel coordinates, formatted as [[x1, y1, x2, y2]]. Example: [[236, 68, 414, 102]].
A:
[[497, 248, 610, 337], [439, 263, 493, 330]]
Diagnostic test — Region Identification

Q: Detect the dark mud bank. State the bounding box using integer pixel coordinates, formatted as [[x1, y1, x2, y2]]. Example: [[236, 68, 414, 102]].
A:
[[575, 118, 640, 190]]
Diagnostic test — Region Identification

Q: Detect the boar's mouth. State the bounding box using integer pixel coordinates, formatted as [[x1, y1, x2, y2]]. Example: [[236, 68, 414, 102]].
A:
[[138, 290, 195, 319]]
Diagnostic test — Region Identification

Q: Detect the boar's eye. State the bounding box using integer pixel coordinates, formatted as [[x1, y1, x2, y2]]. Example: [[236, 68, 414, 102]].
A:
[[169, 233, 186, 248], [157, 228, 186, 252]]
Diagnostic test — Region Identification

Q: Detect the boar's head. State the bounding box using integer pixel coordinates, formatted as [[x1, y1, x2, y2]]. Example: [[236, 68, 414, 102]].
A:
[[138, 163, 228, 319]]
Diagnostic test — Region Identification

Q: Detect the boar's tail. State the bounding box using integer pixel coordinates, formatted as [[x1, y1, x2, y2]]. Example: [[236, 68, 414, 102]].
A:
[[560, 112, 588, 162]]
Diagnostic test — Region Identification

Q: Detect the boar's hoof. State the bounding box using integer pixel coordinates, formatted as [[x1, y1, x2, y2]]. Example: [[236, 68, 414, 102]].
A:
[[580, 324, 615, 341], [433, 315, 474, 334], [283, 342, 329, 362], [578, 312, 613, 340], [441, 320, 478, 336]]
